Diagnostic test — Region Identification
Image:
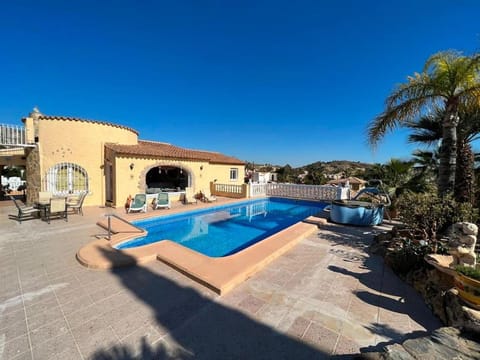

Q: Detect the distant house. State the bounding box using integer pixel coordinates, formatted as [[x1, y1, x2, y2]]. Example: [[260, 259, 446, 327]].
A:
[[327, 176, 367, 192], [325, 172, 344, 180], [251, 171, 277, 184]]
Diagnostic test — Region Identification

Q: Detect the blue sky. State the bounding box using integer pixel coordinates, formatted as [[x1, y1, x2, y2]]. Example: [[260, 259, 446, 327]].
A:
[[1, 1, 479, 167]]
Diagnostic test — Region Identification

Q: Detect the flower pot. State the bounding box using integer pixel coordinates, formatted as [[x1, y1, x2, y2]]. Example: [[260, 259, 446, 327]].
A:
[[454, 272, 480, 309]]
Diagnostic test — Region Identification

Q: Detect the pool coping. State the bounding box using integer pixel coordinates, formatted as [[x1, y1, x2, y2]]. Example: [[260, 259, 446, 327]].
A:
[[76, 199, 327, 294]]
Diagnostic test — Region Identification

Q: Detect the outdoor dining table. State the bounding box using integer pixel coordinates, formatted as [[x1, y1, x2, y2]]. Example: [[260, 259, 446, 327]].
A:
[[34, 196, 66, 220]]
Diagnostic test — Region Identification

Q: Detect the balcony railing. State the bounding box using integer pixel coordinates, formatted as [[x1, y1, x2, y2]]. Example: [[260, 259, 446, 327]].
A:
[[0, 124, 34, 147], [250, 183, 349, 201], [211, 182, 247, 198]]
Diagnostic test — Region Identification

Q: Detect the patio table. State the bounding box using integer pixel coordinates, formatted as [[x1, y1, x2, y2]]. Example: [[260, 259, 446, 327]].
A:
[[34, 196, 67, 220], [34, 201, 50, 220]]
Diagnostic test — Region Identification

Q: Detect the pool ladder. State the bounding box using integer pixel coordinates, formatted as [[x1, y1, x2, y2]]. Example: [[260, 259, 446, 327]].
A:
[[103, 213, 144, 241]]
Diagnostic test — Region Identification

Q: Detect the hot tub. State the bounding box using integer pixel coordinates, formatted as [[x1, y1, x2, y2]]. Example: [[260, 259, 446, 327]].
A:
[[329, 200, 385, 226]]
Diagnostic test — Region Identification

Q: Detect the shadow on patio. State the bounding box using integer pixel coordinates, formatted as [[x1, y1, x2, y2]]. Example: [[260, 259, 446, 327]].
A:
[[91, 246, 331, 360], [328, 252, 441, 353]]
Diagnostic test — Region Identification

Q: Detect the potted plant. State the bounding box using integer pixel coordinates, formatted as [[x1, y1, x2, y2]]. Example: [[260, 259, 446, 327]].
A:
[[454, 265, 480, 309]]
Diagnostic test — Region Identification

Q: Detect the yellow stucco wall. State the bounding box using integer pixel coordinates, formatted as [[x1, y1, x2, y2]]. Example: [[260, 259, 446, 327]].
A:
[[30, 117, 138, 206], [18, 114, 245, 207], [114, 157, 245, 206]]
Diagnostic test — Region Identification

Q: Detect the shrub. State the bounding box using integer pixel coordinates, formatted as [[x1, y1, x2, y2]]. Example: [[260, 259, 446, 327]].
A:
[[396, 191, 478, 244], [385, 237, 449, 276], [456, 265, 480, 281]]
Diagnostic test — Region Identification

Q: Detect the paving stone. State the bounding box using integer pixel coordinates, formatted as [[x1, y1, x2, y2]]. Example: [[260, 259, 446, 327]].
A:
[[0, 333, 30, 359], [302, 322, 339, 355], [237, 294, 267, 315], [29, 318, 70, 348], [64, 303, 105, 329], [286, 316, 311, 338], [24, 297, 60, 319], [334, 335, 362, 355], [31, 332, 81, 360], [10, 351, 33, 360], [59, 293, 95, 316], [26, 305, 64, 331], [70, 317, 119, 359], [0, 308, 26, 331], [0, 319, 28, 342]]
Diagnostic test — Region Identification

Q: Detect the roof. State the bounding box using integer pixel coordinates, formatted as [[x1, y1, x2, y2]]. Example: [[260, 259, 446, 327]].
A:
[[105, 140, 245, 165], [23, 114, 139, 135], [327, 176, 367, 185]]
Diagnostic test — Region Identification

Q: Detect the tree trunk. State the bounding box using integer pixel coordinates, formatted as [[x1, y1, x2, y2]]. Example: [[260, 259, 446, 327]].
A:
[[454, 140, 475, 204], [438, 106, 459, 196]]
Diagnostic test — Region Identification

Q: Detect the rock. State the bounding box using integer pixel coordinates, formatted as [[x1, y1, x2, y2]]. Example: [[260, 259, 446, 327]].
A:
[[448, 222, 477, 268], [360, 327, 480, 359], [460, 222, 478, 236]]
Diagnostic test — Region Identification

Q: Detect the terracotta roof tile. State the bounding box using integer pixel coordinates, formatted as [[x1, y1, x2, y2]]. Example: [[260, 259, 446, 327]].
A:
[[105, 140, 245, 165], [36, 115, 139, 135]]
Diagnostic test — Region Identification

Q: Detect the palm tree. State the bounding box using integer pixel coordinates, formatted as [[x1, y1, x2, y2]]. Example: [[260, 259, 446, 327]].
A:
[[408, 105, 480, 203], [411, 149, 439, 181], [368, 50, 480, 196]]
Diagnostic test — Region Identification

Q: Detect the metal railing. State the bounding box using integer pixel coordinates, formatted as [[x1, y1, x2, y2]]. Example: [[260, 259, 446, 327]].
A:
[[104, 213, 144, 241], [44, 162, 89, 196]]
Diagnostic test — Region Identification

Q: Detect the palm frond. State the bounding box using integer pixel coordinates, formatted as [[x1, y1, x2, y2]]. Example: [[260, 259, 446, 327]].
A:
[[367, 95, 438, 147]]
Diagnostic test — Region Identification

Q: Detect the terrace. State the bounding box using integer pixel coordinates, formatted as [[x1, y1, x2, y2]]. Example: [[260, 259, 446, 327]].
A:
[[0, 198, 441, 359]]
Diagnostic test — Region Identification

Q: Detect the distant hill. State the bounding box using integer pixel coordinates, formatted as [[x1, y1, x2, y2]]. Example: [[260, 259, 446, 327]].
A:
[[298, 160, 373, 173]]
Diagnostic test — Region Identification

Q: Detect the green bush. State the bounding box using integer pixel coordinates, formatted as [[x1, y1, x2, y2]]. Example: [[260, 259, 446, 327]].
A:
[[396, 191, 478, 243], [456, 265, 480, 281], [385, 237, 448, 275]]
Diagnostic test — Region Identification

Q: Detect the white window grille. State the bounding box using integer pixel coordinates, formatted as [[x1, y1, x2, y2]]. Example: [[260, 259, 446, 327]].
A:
[[44, 162, 89, 196], [230, 168, 238, 181]]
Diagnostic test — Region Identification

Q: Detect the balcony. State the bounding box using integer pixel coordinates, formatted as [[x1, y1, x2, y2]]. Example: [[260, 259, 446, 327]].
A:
[[0, 124, 35, 147]]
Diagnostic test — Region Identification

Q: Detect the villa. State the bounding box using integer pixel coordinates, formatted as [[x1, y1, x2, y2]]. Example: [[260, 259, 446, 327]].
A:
[[0, 110, 448, 359], [0, 108, 246, 207]]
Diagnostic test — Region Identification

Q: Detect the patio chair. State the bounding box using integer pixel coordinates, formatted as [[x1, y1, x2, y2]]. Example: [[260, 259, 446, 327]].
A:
[[183, 187, 197, 205], [46, 197, 68, 224], [203, 189, 217, 202], [8, 195, 40, 223], [153, 192, 170, 210], [128, 193, 147, 213], [66, 192, 87, 215], [38, 191, 52, 204]]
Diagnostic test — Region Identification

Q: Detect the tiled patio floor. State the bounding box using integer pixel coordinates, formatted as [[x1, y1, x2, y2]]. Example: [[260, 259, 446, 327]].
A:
[[0, 200, 441, 359]]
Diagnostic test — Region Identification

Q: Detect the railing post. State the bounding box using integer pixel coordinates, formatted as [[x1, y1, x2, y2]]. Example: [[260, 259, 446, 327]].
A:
[[107, 215, 112, 240]]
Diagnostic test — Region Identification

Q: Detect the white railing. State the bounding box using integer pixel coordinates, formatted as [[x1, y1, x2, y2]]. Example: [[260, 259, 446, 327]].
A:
[[0, 124, 32, 146], [246, 201, 268, 220], [259, 183, 349, 201], [249, 183, 268, 197], [214, 183, 243, 194], [212, 183, 247, 198]]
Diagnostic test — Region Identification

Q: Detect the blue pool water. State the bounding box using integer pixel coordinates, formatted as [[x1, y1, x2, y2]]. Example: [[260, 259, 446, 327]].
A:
[[115, 198, 326, 257]]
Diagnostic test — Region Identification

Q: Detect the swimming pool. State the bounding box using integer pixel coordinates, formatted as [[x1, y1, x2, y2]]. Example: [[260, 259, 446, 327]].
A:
[[115, 198, 326, 257]]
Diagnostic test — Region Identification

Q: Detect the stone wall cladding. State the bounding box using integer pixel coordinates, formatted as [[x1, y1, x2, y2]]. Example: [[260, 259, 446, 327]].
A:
[[25, 146, 41, 205]]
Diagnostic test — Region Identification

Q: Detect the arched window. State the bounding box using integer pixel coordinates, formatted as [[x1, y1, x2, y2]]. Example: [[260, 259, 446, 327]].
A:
[[44, 163, 89, 195]]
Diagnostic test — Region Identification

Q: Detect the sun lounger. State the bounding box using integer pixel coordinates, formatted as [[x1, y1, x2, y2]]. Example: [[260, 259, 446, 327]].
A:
[[203, 190, 217, 202], [128, 193, 147, 213], [153, 192, 170, 210], [183, 187, 198, 205]]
